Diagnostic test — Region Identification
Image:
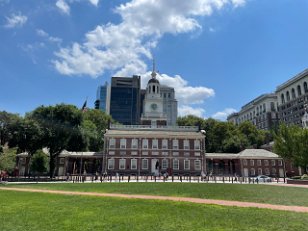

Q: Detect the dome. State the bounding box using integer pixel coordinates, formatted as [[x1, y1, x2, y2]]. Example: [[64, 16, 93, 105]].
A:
[[148, 78, 159, 84]]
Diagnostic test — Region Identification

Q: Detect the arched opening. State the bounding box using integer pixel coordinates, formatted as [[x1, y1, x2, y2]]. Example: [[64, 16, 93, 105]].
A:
[[304, 82, 308, 93], [297, 85, 302, 96], [291, 88, 296, 99], [281, 93, 285, 104], [286, 91, 290, 101]]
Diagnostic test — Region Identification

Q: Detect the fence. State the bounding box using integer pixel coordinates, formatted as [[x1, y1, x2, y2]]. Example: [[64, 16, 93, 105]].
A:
[[2, 174, 285, 184]]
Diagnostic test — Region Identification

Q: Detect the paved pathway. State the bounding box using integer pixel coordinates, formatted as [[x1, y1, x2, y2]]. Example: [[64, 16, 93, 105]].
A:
[[1, 187, 308, 213]]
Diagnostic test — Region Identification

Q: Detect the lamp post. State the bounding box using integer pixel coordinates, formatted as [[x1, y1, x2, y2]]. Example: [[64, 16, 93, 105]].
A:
[[102, 129, 108, 177], [200, 130, 206, 175]]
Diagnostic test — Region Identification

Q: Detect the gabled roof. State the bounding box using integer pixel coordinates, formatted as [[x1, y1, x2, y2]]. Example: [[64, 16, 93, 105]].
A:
[[238, 149, 279, 158]]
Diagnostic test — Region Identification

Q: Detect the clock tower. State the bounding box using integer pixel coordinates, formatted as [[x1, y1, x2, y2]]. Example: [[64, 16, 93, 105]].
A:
[[141, 63, 167, 126]]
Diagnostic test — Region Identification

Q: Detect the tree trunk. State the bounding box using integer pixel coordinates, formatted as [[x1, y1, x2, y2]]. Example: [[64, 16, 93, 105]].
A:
[[49, 155, 55, 179]]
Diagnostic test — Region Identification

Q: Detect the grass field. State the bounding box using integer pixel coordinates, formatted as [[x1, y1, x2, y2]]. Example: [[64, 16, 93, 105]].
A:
[[1, 190, 308, 231], [4, 182, 308, 206]]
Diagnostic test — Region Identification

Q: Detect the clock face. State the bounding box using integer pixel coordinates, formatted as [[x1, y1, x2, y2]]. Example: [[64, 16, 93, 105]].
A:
[[151, 103, 158, 110]]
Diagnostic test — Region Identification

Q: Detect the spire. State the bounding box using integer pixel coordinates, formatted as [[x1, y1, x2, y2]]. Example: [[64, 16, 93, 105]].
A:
[[151, 58, 157, 78]]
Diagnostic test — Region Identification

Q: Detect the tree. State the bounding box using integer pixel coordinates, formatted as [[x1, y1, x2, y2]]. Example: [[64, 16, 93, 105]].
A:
[[274, 123, 308, 173], [177, 115, 205, 128], [82, 109, 112, 151], [30, 104, 84, 178], [0, 111, 21, 146], [30, 150, 48, 175], [7, 118, 44, 176], [0, 148, 17, 173]]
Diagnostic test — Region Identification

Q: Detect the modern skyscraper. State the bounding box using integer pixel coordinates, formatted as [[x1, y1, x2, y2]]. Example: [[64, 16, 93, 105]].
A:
[[161, 85, 178, 126], [95, 81, 109, 113], [109, 75, 141, 125]]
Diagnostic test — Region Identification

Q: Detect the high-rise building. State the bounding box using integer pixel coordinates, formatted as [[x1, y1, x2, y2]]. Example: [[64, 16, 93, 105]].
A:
[[227, 94, 278, 130], [109, 75, 141, 125], [161, 85, 178, 126], [276, 69, 308, 127], [95, 82, 109, 113]]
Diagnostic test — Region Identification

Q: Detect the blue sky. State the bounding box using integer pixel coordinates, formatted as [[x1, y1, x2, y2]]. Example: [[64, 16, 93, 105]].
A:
[[1, 0, 308, 120]]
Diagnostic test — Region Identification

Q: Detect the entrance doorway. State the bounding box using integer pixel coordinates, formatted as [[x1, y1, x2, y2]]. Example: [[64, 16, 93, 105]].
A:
[[151, 159, 159, 176]]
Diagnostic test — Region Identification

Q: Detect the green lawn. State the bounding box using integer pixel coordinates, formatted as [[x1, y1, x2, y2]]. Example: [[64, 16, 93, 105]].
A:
[[3, 182, 308, 206], [0, 190, 307, 231]]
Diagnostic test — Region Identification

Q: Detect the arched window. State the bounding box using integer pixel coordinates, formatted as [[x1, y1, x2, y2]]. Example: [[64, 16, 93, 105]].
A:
[[281, 93, 285, 104], [152, 85, 155, 93], [291, 88, 296, 99], [298, 85, 302, 96], [304, 82, 308, 93], [286, 91, 290, 101]]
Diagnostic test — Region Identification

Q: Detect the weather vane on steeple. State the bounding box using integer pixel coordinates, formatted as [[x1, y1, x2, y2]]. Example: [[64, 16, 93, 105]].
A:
[[151, 58, 157, 78]]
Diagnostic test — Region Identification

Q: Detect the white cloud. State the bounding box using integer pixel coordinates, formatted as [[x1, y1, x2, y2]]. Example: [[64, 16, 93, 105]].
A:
[[53, 0, 246, 77], [36, 29, 48, 37], [36, 29, 62, 44], [178, 105, 205, 118], [140, 72, 215, 105], [231, 0, 246, 7], [56, 0, 70, 15], [56, 0, 100, 14], [88, 0, 99, 7], [5, 12, 27, 28], [211, 108, 237, 121]]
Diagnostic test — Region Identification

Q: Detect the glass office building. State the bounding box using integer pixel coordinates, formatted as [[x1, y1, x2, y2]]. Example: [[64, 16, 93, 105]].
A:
[[109, 76, 141, 125], [95, 82, 109, 112]]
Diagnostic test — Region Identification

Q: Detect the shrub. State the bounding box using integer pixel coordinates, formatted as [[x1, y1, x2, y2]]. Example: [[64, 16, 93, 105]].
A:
[[30, 150, 48, 175]]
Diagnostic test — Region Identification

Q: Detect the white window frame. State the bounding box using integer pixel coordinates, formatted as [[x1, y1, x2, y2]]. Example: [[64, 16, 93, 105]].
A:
[[173, 159, 179, 170], [108, 159, 114, 170], [243, 159, 247, 166], [265, 168, 270, 175], [162, 139, 168, 149], [257, 160, 262, 166], [250, 168, 255, 176], [162, 151, 168, 156], [142, 151, 148, 156], [278, 160, 283, 166], [152, 151, 159, 156], [250, 160, 255, 166], [109, 138, 115, 149], [172, 152, 179, 156], [152, 139, 158, 149], [264, 160, 269, 166], [120, 138, 126, 149], [172, 139, 179, 149], [184, 140, 190, 150], [194, 152, 200, 156], [271, 160, 276, 166], [184, 159, 190, 170], [131, 159, 137, 170], [131, 151, 137, 156], [119, 159, 126, 170], [162, 159, 168, 170], [272, 168, 276, 175], [142, 159, 148, 170], [108, 151, 115, 155], [131, 139, 138, 149], [194, 140, 200, 150], [194, 160, 201, 171], [258, 168, 262, 175], [142, 139, 148, 149]]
